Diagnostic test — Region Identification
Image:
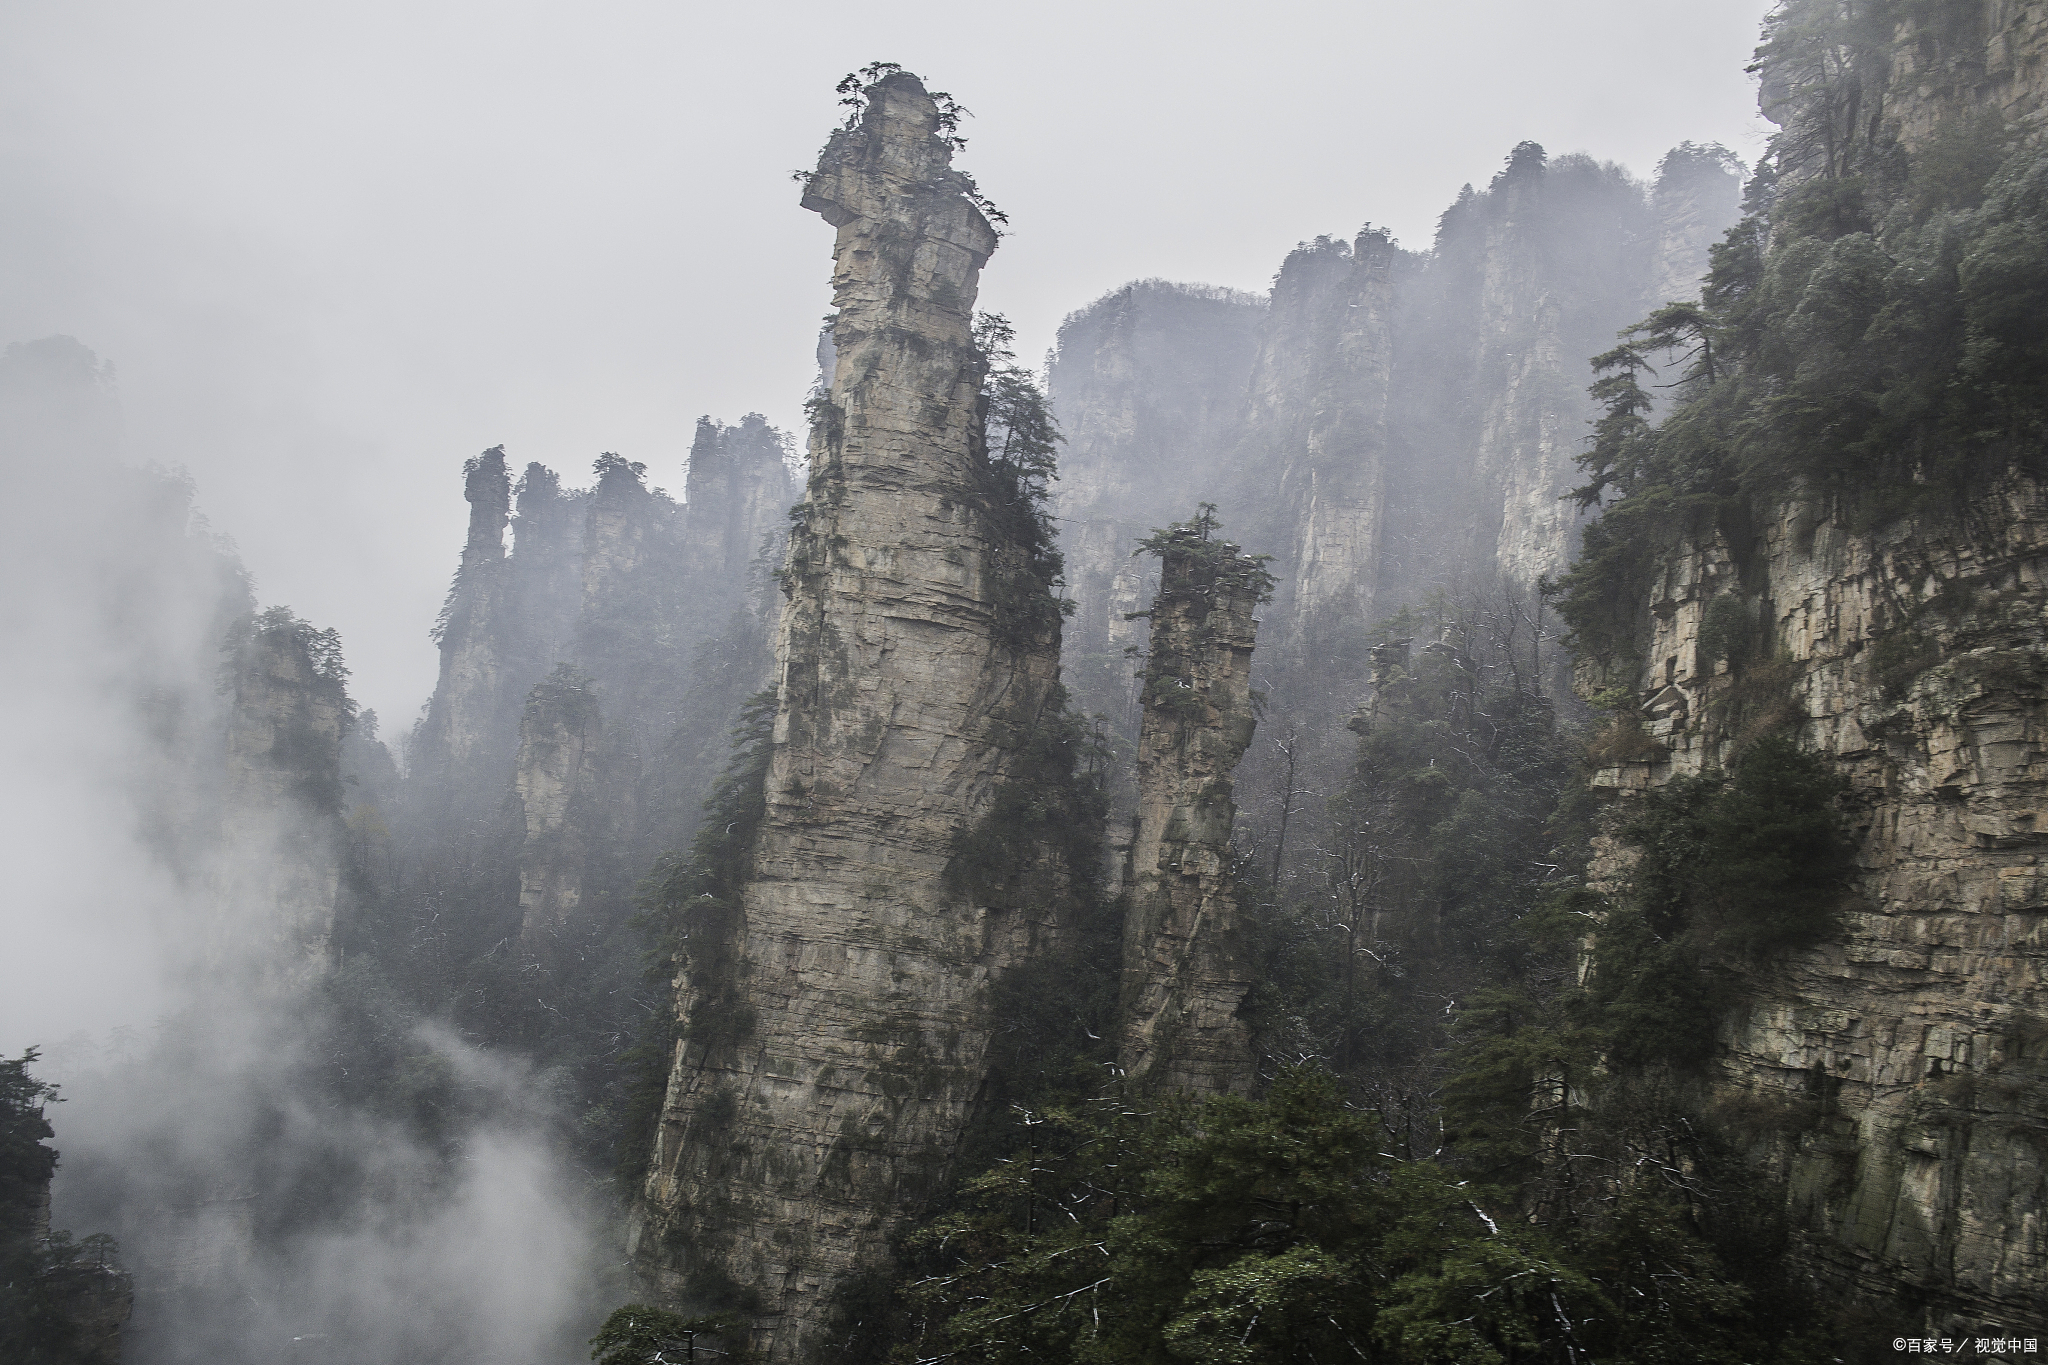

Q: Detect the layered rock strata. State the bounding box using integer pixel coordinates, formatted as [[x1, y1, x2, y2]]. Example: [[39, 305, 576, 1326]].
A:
[[633, 72, 1064, 1360], [1119, 527, 1265, 1092], [1584, 480, 2048, 1328]]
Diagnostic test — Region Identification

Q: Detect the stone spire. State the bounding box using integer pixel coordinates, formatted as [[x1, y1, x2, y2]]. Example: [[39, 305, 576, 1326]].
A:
[[632, 71, 1065, 1361], [1118, 514, 1268, 1092]]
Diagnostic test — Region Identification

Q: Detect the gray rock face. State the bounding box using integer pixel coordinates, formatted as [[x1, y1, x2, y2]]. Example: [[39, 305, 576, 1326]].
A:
[[413, 419, 792, 941], [1583, 481, 2048, 1328], [1119, 531, 1264, 1093], [1048, 283, 1267, 736], [632, 72, 1065, 1361], [1244, 230, 1398, 673], [216, 612, 352, 981], [512, 666, 624, 947]]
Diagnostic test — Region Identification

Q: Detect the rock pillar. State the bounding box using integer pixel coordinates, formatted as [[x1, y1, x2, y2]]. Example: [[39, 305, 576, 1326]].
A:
[[633, 70, 1063, 1361], [1118, 516, 1267, 1092]]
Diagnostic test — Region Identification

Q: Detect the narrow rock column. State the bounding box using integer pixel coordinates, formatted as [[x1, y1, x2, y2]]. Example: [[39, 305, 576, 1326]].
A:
[[1118, 517, 1268, 1092], [635, 72, 1062, 1360], [512, 666, 617, 947]]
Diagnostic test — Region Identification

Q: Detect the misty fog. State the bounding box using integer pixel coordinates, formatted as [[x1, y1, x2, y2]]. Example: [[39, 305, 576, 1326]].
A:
[[4, 3, 1784, 1361]]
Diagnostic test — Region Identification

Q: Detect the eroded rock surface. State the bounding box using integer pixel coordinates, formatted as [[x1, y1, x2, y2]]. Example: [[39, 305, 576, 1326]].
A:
[[1585, 480, 2048, 1328], [216, 611, 352, 980], [1119, 528, 1264, 1093], [633, 72, 1064, 1360]]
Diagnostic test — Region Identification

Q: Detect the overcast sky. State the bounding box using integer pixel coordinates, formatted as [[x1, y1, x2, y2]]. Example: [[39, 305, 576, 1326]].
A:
[[2, 0, 1775, 727]]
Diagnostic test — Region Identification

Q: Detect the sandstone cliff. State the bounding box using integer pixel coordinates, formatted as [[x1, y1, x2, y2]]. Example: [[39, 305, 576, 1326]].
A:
[[1118, 517, 1268, 1092], [1567, 0, 2048, 1330], [1047, 145, 1742, 879], [409, 417, 791, 946], [215, 607, 355, 981], [1584, 482, 2048, 1330], [632, 71, 1068, 1360]]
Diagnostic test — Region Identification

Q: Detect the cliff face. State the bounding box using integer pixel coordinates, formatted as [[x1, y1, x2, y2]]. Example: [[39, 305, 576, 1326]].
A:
[[512, 665, 623, 949], [1047, 146, 1742, 877], [633, 72, 1065, 1359], [1242, 230, 1398, 676], [1048, 284, 1267, 734], [1118, 528, 1265, 1092], [409, 419, 791, 945], [216, 610, 354, 981], [1586, 483, 2048, 1328], [1568, 1, 2048, 1331]]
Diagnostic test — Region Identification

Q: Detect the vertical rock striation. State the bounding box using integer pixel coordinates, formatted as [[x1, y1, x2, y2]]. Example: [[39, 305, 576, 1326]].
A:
[[1118, 520, 1268, 1092], [633, 71, 1066, 1360], [512, 665, 622, 949], [1240, 229, 1398, 679], [414, 447, 524, 821], [1573, 3, 2048, 1328], [411, 420, 792, 947], [1047, 283, 1267, 737], [1583, 485, 2048, 1329], [216, 608, 354, 981]]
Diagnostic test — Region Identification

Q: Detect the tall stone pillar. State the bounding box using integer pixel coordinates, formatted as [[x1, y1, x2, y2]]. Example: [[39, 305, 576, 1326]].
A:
[[633, 71, 1063, 1361]]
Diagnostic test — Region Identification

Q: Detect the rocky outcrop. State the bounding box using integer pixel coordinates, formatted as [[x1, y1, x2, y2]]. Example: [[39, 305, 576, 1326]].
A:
[[216, 608, 353, 981], [1647, 142, 1747, 307], [1119, 522, 1266, 1092], [413, 448, 525, 817], [512, 666, 625, 947], [1760, 0, 2048, 173], [1047, 144, 1743, 877], [1048, 283, 1267, 734], [1583, 479, 2048, 1328], [1885, 0, 2048, 147], [633, 71, 1065, 1360], [1241, 230, 1398, 676], [409, 418, 792, 949]]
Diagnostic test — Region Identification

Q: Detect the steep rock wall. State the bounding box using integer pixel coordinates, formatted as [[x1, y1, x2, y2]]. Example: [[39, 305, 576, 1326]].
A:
[[1119, 530, 1264, 1092], [512, 665, 625, 948], [408, 420, 791, 942], [1584, 480, 2048, 1329], [216, 611, 353, 981], [633, 72, 1064, 1361], [1048, 283, 1267, 735], [1047, 146, 1741, 882], [1240, 229, 1398, 678]]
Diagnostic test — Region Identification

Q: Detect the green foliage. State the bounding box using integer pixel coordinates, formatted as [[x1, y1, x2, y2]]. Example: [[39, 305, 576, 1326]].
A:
[[946, 691, 1110, 913], [0, 1052, 124, 1365], [0, 1051, 59, 1238], [1130, 506, 1275, 721], [891, 1067, 1820, 1364], [1557, 1, 2048, 661], [1624, 735, 1853, 958], [972, 312, 1071, 651], [1244, 587, 1583, 1147], [590, 1303, 751, 1364], [617, 690, 778, 1192], [1695, 594, 1756, 669]]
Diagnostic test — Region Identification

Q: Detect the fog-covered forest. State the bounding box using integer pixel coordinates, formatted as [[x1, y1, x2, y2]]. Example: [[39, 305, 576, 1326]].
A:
[[5, 2, 2046, 1363]]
